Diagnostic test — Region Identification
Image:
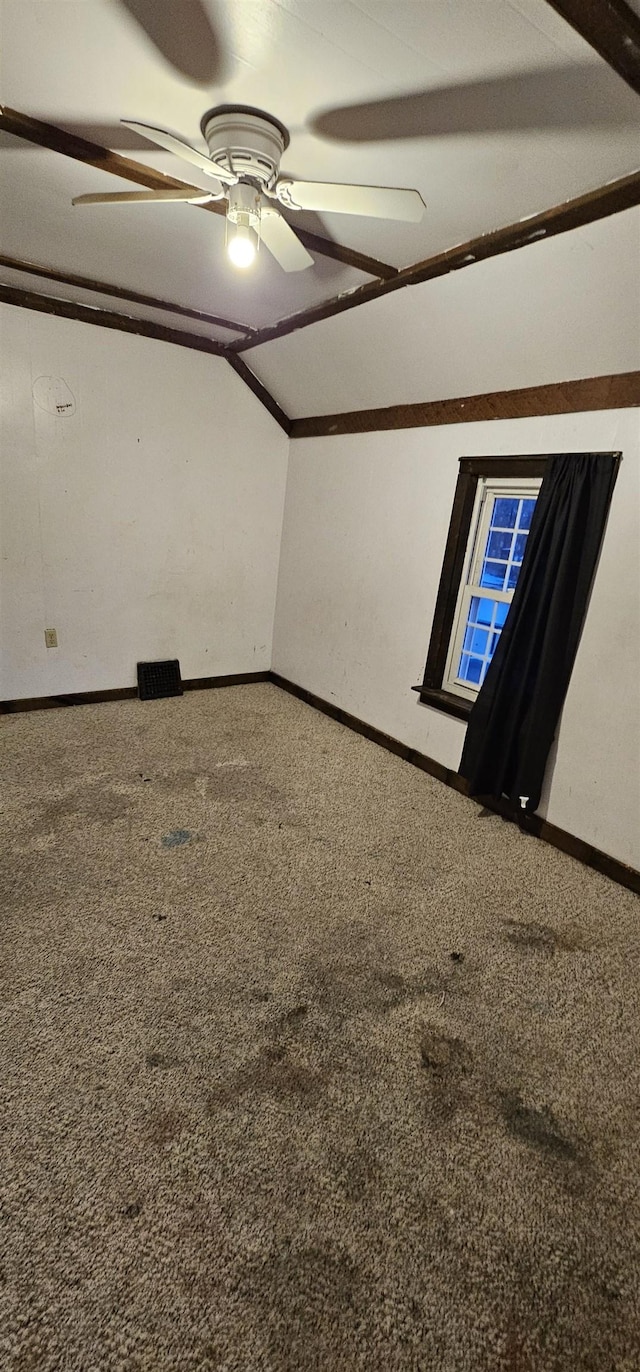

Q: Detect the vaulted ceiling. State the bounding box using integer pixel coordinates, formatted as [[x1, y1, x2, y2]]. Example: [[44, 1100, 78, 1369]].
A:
[[2, 0, 639, 416]]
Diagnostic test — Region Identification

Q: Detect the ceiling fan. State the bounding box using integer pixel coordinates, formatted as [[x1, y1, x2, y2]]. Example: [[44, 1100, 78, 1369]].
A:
[[72, 104, 426, 272]]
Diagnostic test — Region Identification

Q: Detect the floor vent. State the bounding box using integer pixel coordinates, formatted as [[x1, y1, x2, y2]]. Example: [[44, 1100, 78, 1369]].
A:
[[137, 659, 183, 701]]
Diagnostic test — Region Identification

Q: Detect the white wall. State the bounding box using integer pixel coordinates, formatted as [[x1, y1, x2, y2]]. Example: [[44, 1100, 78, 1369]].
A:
[[246, 207, 640, 417], [2, 292, 638, 872], [0, 304, 288, 699], [273, 409, 640, 869]]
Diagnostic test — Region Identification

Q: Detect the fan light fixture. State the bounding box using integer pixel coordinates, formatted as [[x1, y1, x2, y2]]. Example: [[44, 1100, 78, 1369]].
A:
[[227, 222, 258, 268], [226, 181, 261, 270]]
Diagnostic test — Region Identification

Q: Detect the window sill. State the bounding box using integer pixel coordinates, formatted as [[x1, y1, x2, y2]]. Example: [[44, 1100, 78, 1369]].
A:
[[411, 684, 473, 721]]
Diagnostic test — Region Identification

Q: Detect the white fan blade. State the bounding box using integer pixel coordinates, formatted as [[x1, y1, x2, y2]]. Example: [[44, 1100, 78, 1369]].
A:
[[276, 179, 425, 222], [260, 211, 314, 272], [122, 120, 236, 183], [72, 189, 219, 206]]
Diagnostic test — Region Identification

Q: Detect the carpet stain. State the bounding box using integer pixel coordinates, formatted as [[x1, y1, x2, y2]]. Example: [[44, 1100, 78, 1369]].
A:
[[208, 1043, 329, 1107], [147, 1107, 183, 1147], [503, 919, 586, 955], [31, 782, 131, 832], [160, 763, 282, 809], [161, 829, 192, 848], [332, 1142, 382, 1202], [281, 1003, 309, 1027], [145, 1051, 176, 1069], [242, 1242, 361, 1367], [419, 1026, 474, 1121], [309, 958, 445, 1020], [498, 1089, 581, 1162], [504, 1327, 535, 1372], [122, 1202, 142, 1219]]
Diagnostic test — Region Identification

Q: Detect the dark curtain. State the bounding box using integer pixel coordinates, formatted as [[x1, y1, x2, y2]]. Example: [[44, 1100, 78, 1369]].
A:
[[458, 451, 620, 812]]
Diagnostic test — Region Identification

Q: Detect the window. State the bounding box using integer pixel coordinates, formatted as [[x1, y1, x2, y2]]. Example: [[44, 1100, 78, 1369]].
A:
[[414, 456, 548, 720], [443, 477, 540, 701]]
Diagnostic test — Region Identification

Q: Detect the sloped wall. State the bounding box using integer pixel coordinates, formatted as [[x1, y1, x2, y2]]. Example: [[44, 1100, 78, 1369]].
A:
[[273, 408, 640, 869], [245, 207, 640, 418], [0, 304, 288, 699]]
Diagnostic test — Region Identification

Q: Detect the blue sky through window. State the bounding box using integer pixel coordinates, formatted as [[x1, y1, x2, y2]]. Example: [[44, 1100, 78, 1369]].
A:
[[457, 496, 536, 688]]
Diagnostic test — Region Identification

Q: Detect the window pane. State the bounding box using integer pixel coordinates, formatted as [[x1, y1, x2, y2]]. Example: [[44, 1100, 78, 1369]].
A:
[[471, 597, 494, 626], [514, 532, 528, 561], [463, 656, 483, 684], [486, 529, 513, 560], [469, 595, 493, 623], [480, 559, 507, 590], [507, 562, 521, 590], [463, 625, 490, 654], [518, 498, 536, 531], [457, 595, 509, 686], [493, 497, 519, 528]]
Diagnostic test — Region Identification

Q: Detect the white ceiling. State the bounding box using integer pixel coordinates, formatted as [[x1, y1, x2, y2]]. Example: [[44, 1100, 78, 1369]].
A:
[[1, 0, 639, 395], [245, 207, 640, 416]]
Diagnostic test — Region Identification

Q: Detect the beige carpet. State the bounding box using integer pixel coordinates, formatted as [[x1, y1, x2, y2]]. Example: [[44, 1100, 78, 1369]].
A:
[[1, 683, 638, 1371]]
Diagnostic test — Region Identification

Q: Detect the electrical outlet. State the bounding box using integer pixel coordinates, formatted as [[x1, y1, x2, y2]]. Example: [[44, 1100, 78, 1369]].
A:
[[44, 628, 58, 649]]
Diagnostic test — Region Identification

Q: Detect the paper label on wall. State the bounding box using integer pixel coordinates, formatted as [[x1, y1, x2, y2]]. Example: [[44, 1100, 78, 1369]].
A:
[[32, 375, 76, 417]]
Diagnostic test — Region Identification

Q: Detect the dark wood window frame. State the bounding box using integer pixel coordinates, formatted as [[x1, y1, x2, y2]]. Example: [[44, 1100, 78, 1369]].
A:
[[413, 455, 550, 721]]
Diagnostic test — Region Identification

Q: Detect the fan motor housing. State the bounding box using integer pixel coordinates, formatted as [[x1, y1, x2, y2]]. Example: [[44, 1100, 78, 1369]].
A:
[[200, 105, 289, 188], [227, 182, 262, 231]]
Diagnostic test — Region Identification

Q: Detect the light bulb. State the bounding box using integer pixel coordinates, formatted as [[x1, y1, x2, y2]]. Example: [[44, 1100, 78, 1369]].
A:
[[227, 223, 257, 269]]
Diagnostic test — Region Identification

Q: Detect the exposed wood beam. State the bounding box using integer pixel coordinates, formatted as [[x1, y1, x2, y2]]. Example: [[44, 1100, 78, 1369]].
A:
[[234, 169, 640, 352], [0, 105, 393, 281], [0, 104, 223, 201], [0, 253, 255, 338], [291, 226, 397, 281], [226, 354, 291, 434], [0, 283, 227, 355], [289, 372, 640, 438], [544, 0, 640, 96]]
